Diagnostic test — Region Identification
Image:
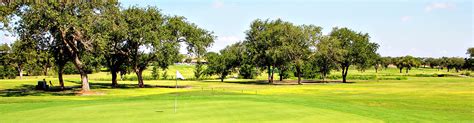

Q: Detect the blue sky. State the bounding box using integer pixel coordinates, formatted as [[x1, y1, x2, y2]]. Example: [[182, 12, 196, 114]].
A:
[[1, 0, 472, 57]]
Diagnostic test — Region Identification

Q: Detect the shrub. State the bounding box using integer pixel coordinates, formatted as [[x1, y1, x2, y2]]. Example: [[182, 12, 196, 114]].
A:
[[0, 66, 17, 79], [151, 66, 159, 80], [238, 64, 257, 79]]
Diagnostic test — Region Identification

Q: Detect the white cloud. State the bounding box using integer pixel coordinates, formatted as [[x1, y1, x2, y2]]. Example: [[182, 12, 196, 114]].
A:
[[179, 35, 242, 54], [425, 2, 456, 12], [401, 16, 412, 22], [212, 0, 224, 9], [209, 35, 242, 52]]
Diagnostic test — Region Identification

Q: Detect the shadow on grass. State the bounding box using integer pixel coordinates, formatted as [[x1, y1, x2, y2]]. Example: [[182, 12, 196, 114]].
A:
[[0, 80, 191, 97], [0, 84, 78, 97], [201, 80, 270, 85], [201, 80, 356, 85], [66, 80, 191, 89]]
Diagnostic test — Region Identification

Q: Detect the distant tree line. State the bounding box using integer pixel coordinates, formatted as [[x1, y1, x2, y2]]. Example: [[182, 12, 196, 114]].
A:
[[204, 19, 474, 83], [204, 19, 380, 84]]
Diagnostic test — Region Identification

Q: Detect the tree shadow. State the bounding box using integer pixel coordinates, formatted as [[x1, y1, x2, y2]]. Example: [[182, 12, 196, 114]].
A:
[[201, 80, 271, 85], [0, 84, 78, 97], [301, 80, 356, 84], [201, 79, 356, 85], [0, 80, 192, 97], [66, 80, 191, 89]]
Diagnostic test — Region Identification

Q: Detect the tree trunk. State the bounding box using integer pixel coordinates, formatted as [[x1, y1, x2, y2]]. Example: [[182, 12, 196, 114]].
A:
[[406, 68, 409, 73], [399, 68, 402, 73], [296, 67, 301, 85], [375, 67, 378, 73], [80, 73, 90, 91], [267, 66, 271, 83], [220, 77, 224, 82], [44, 67, 48, 76], [72, 55, 90, 92], [279, 68, 283, 81], [270, 65, 275, 84], [58, 69, 64, 90], [136, 69, 144, 88], [18, 67, 23, 80], [342, 66, 349, 83], [111, 70, 118, 87]]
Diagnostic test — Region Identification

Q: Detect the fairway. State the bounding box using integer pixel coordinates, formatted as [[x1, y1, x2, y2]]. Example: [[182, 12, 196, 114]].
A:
[[0, 67, 473, 122]]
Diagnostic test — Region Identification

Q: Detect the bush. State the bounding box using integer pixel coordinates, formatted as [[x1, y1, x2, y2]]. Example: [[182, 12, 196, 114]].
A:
[[151, 66, 159, 80], [0, 66, 17, 79], [63, 62, 93, 74], [462, 71, 471, 76], [238, 64, 257, 79], [162, 71, 168, 79]]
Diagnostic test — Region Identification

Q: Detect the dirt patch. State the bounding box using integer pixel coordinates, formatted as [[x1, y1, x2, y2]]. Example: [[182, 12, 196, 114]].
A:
[[77, 90, 106, 96]]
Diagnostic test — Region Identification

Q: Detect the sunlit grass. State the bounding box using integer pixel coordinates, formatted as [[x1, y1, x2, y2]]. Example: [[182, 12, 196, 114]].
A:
[[0, 65, 472, 122]]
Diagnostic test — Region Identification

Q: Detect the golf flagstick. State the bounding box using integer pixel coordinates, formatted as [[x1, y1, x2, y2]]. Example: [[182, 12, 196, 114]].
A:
[[174, 70, 184, 113], [174, 71, 177, 113]]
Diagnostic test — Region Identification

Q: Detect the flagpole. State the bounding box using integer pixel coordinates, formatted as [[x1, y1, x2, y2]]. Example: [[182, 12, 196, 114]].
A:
[[174, 71, 178, 113]]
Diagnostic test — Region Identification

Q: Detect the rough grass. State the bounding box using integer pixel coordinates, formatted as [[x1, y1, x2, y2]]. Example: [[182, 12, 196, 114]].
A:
[[0, 66, 473, 122]]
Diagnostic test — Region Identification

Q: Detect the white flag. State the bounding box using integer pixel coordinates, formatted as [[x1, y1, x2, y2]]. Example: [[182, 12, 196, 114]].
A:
[[176, 71, 185, 80]]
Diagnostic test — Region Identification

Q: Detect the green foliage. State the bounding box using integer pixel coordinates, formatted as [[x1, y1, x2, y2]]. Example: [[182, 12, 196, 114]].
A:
[[238, 64, 258, 79], [446, 57, 465, 72], [194, 62, 204, 79], [301, 62, 319, 79], [313, 36, 341, 79], [467, 47, 474, 58], [204, 43, 242, 81], [151, 66, 160, 80], [162, 70, 168, 79], [0, 66, 16, 79], [329, 27, 379, 82]]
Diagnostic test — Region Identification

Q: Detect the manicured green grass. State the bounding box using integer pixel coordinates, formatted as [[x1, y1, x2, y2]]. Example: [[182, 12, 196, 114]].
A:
[[0, 66, 473, 122]]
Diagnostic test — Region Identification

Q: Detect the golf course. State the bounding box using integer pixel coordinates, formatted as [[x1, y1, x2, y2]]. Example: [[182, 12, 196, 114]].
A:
[[0, 0, 473, 122], [0, 66, 473, 122]]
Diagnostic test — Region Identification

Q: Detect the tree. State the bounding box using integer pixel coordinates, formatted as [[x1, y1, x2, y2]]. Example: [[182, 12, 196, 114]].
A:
[[95, 3, 129, 87], [237, 42, 258, 79], [329, 27, 379, 83], [124, 7, 171, 87], [124, 7, 214, 87], [447, 57, 464, 72], [313, 36, 341, 80], [10, 40, 36, 79], [12, 2, 113, 92], [467, 47, 474, 58], [381, 57, 392, 69], [394, 57, 404, 73], [286, 25, 321, 84], [0, 43, 16, 79], [205, 43, 241, 82], [401, 56, 419, 73], [245, 19, 314, 84], [373, 54, 382, 73], [424, 57, 436, 68], [245, 19, 281, 84]]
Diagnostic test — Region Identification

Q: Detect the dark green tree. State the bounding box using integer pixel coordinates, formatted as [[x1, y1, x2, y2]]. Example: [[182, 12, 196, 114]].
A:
[[329, 27, 379, 83], [313, 36, 342, 81], [205, 43, 242, 82], [12, 2, 114, 92]]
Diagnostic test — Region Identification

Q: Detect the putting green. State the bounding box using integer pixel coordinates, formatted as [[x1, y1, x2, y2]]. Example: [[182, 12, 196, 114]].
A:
[[0, 93, 383, 123]]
